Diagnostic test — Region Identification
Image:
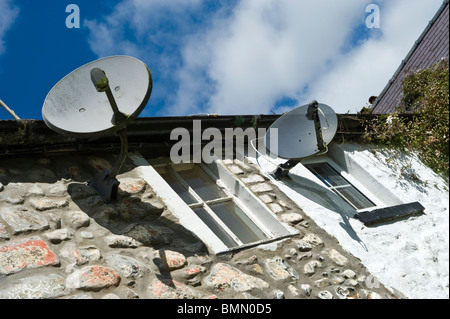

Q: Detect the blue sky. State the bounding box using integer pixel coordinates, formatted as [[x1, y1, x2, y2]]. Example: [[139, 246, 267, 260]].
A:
[[0, 0, 444, 120]]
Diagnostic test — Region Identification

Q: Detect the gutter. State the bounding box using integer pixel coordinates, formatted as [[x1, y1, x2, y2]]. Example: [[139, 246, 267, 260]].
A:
[[0, 114, 415, 158]]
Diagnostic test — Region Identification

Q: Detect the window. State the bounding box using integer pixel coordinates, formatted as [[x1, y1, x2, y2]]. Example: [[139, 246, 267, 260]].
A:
[[304, 162, 376, 210], [154, 162, 294, 251]]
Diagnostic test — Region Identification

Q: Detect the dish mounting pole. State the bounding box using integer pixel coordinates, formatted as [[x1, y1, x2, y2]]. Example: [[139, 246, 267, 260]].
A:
[[272, 100, 327, 179]]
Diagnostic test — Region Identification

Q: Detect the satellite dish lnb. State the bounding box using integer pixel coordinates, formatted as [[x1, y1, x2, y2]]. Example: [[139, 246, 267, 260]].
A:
[[42, 56, 153, 202], [264, 101, 337, 179]]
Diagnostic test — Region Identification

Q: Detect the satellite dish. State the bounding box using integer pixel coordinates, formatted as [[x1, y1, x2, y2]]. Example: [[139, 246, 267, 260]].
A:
[[263, 101, 338, 178], [42, 56, 153, 202], [43, 55, 152, 138]]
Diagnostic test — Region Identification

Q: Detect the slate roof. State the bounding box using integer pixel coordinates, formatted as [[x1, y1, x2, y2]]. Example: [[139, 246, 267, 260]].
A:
[[372, 0, 449, 114]]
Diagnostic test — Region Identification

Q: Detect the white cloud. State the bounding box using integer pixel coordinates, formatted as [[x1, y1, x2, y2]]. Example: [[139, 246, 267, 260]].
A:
[[302, 0, 444, 113], [174, 0, 372, 115], [85, 0, 444, 116], [0, 0, 19, 55]]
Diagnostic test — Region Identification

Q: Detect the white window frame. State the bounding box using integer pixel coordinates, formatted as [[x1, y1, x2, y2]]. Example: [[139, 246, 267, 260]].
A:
[[131, 154, 298, 254], [300, 156, 385, 213], [156, 162, 278, 247]]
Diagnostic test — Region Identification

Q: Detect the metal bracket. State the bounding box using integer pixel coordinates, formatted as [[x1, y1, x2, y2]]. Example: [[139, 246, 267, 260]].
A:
[[272, 100, 325, 180], [87, 68, 130, 203]]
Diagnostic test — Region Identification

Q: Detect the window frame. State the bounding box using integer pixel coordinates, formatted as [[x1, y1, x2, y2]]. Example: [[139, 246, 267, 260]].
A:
[[153, 161, 297, 252], [300, 156, 384, 213]]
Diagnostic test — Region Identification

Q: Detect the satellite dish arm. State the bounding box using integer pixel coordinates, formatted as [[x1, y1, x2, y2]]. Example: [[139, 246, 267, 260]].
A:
[[87, 68, 130, 203], [272, 100, 326, 179], [90, 68, 128, 128], [306, 100, 326, 153]]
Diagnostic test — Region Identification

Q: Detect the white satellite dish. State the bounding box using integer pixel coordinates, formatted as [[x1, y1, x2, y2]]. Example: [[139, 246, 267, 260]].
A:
[[43, 55, 152, 138], [264, 101, 338, 178], [42, 55, 153, 202]]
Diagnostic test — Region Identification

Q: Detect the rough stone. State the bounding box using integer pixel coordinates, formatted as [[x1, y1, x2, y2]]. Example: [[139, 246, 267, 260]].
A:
[[60, 243, 102, 266], [0, 239, 60, 275], [80, 231, 94, 239], [45, 228, 73, 244], [322, 248, 348, 266], [118, 178, 147, 194], [335, 286, 358, 299], [148, 278, 202, 299], [29, 197, 68, 211], [228, 165, 245, 175], [124, 224, 174, 246], [173, 265, 207, 281], [105, 254, 147, 279], [303, 260, 322, 276], [153, 249, 187, 272], [119, 200, 148, 220], [314, 278, 332, 288], [264, 257, 299, 281], [0, 274, 69, 299], [287, 284, 300, 297], [0, 221, 10, 240], [140, 197, 165, 215], [104, 234, 143, 248], [241, 174, 265, 184], [279, 212, 304, 224], [63, 211, 90, 229], [317, 290, 334, 299], [295, 239, 313, 252], [27, 185, 45, 196], [0, 208, 49, 235], [273, 289, 285, 299], [268, 203, 283, 214], [259, 194, 274, 204], [68, 183, 98, 200], [47, 183, 68, 197], [250, 183, 273, 193], [343, 269, 356, 279], [234, 160, 252, 172], [0, 193, 25, 205], [300, 284, 312, 296], [302, 233, 324, 247], [203, 263, 269, 293], [66, 266, 121, 291]]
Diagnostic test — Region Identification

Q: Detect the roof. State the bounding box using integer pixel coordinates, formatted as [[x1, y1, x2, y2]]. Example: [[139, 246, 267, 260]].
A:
[[372, 0, 449, 114]]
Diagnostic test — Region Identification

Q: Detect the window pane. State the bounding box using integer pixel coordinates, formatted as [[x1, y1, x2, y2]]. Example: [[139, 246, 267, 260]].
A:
[[157, 168, 197, 205], [210, 202, 268, 245], [306, 163, 375, 210], [193, 207, 237, 248], [307, 163, 347, 187], [335, 187, 375, 210], [176, 165, 226, 201]]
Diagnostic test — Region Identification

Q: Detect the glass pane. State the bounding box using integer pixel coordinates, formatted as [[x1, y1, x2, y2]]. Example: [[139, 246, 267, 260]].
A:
[[335, 186, 375, 210], [176, 165, 226, 201], [307, 163, 347, 187], [157, 168, 197, 205], [193, 207, 237, 248], [210, 202, 268, 244]]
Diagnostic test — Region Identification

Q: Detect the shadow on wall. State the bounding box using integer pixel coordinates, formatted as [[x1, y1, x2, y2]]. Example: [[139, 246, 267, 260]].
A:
[[277, 172, 368, 251], [0, 151, 210, 288]]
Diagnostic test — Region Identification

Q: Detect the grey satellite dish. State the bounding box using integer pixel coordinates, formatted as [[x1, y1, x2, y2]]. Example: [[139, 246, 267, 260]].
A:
[[42, 55, 153, 202], [264, 101, 338, 178]]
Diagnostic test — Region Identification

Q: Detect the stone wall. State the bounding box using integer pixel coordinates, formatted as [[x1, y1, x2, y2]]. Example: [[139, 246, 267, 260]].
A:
[[0, 153, 400, 299]]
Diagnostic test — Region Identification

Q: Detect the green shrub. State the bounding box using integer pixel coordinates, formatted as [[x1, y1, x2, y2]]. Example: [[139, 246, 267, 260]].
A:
[[363, 58, 449, 179]]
